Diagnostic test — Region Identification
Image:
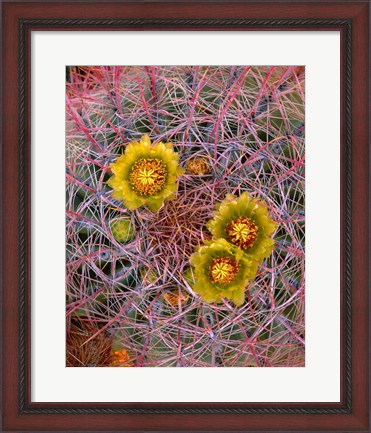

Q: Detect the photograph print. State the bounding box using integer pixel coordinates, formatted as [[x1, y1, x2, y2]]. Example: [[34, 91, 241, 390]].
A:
[[66, 65, 305, 367]]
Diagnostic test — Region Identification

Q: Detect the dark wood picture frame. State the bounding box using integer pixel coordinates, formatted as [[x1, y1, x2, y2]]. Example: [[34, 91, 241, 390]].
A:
[[1, 1, 369, 432]]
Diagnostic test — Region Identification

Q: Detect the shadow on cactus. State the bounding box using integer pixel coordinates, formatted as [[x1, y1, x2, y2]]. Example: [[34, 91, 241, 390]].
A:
[[66, 65, 305, 367]]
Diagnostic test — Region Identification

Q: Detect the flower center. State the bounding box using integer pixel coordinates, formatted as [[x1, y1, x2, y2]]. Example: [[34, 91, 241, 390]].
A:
[[129, 158, 167, 196], [209, 256, 239, 284], [225, 216, 258, 250]]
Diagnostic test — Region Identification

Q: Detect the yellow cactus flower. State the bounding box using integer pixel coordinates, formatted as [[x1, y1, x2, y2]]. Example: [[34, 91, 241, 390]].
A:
[[107, 134, 184, 212], [207, 192, 277, 263], [164, 289, 189, 307], [110, 349, 134, 367], [186, 157, 211, 175], [190, 238, 258, 306]]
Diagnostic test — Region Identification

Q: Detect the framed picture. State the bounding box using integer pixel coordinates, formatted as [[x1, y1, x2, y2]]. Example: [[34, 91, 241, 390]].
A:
[[1, 1, 369, 432]]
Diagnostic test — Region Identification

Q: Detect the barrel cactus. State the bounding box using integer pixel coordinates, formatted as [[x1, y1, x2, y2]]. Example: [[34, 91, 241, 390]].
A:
[[66, 65, 305, 367]]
